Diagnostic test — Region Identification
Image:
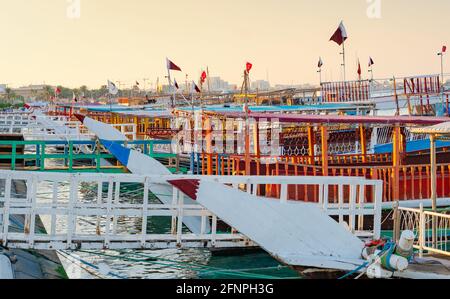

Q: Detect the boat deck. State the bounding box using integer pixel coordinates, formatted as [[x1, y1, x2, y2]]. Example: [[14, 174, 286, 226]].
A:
[[396, 255, 450, 279]]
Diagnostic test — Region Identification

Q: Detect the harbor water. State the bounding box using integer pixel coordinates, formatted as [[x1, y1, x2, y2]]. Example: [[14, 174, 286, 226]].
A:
[[30, 153, 301, 279]]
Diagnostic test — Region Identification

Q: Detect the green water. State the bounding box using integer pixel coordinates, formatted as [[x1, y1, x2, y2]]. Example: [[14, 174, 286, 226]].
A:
[[33, 168, 301, 279]]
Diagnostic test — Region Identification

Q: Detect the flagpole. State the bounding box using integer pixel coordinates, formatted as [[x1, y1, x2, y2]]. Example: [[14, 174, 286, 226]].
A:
[[341, 42, 346, 81], [318, 67, 322, 85], [166, 63, 174, 109], [190, 83, 195, 173], [207, 67, 211, 96], [244, 69, 251, 176], [440, 50, 445, 105]]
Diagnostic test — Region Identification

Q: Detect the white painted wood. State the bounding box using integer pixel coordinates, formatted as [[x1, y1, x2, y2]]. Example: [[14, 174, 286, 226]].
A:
[[84, 117, 127, 141], [195, 181, 366, 271], [0, 170, 383, 273], [0, 255, 13, 279], [83, 115, 209, 234]]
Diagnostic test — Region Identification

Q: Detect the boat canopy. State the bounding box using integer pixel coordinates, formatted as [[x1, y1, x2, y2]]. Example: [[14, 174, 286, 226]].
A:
[[410, 122, 450, 135], [217, 112, 450, 125]]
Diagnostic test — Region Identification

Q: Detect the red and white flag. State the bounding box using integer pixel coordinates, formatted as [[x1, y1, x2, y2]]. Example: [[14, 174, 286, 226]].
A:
[[166, 58, 182, 72], [329, 21, 348, 46], [443, 46, 447, 53], [246, 62, 253, 73], [72, 92, 78, 103], [55, 87, 62, 95], [368, 57, 374, 67], [200, 71, 207, 84], [357, 59, 362, 78], [192, 81, 201, 93], [318, 57, 323, 68]]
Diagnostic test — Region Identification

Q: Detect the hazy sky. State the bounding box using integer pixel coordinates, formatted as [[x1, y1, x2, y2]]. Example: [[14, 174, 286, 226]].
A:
[[0, 0, 449, 88]]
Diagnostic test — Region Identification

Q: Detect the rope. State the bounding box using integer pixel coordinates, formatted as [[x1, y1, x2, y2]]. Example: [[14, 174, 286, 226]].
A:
[[338, 241, 396, 280], [338, 262, 369, 280]]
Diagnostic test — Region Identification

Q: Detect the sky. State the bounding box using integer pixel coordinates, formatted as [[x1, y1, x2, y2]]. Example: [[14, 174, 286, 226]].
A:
[[0, 0, 449, 88]]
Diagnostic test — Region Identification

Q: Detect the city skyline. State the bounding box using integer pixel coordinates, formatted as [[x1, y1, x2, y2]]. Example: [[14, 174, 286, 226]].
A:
[[0, 0, 448, 89]]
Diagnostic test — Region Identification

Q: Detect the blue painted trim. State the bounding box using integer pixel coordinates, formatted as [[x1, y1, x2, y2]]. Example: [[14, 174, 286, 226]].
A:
[[99, 140, 131, 166], [375, 139, 450, 154]]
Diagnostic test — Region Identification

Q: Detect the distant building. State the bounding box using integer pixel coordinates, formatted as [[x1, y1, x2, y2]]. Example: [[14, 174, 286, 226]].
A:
[[274, 83, 315, 90], [209, 77, 232, 92], [13, 85, 49, 99], [251, 80, 271, 91]]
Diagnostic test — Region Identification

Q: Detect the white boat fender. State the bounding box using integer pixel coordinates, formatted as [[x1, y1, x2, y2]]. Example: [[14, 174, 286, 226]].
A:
[[395, 230, 415, 259], [363, 230, 415, 276]]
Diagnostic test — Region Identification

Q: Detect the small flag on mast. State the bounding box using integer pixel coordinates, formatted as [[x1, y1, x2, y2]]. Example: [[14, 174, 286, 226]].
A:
[[246, 62, 253, 73], [174, 79, 179, 90], [200, 71, 207, 84], [55, 87, 62, 95], [166, 58, 182, 72], [329, 21, 348, 46], [72, 92, 78, 103], [357, 59, 362, 78], [107, 80, 119, 95], [192, 81, 201, 93], [443, 46, 447, 53], [368, 57, 374, 67], [318, 57, 323, 68]]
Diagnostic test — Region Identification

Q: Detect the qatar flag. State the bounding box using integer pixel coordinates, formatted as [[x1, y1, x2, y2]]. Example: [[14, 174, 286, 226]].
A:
[[443, 46, 447, 53], [329, 21, 348, 46], [166, 58, 182, 72], [72, 92, 78, 102], [192, 81, 201, 93], [357, 60, 362, 77], [318, 57, 323, 68]]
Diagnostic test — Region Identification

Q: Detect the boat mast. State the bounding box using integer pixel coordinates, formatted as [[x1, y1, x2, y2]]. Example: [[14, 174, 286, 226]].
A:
[[341, 42, 346, 81]]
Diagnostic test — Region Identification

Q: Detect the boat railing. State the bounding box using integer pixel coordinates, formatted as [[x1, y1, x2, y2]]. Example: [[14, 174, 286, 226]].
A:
[[0, 139, 178, 172], [395, 205, 450, 258], [111, 123, 137, 140], [0, 171, 382, 250], [195, 153, 450, 203]]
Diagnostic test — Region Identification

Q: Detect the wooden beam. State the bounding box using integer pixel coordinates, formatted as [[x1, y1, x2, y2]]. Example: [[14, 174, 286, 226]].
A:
[[205, 117, 213, 175], [321, 125, 328, 176], [308, 125, 315, 165], [392, 125, 401, 201], [253, 121, 260, 159], [359, 125, 367, 163]]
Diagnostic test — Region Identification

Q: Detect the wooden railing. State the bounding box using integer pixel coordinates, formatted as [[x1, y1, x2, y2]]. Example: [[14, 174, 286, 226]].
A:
[[195, 153, 450, 203]]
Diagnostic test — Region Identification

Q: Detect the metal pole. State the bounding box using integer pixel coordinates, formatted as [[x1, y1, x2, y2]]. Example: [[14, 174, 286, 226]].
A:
[[167, 67, 174, 108], [318, 67, 322, 85], [190, 86, 195, 174], [441, 52, 445, 105], [244, 70, 251, 176], [341, 42, 346, 81], [430, 134, 437, 248]]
